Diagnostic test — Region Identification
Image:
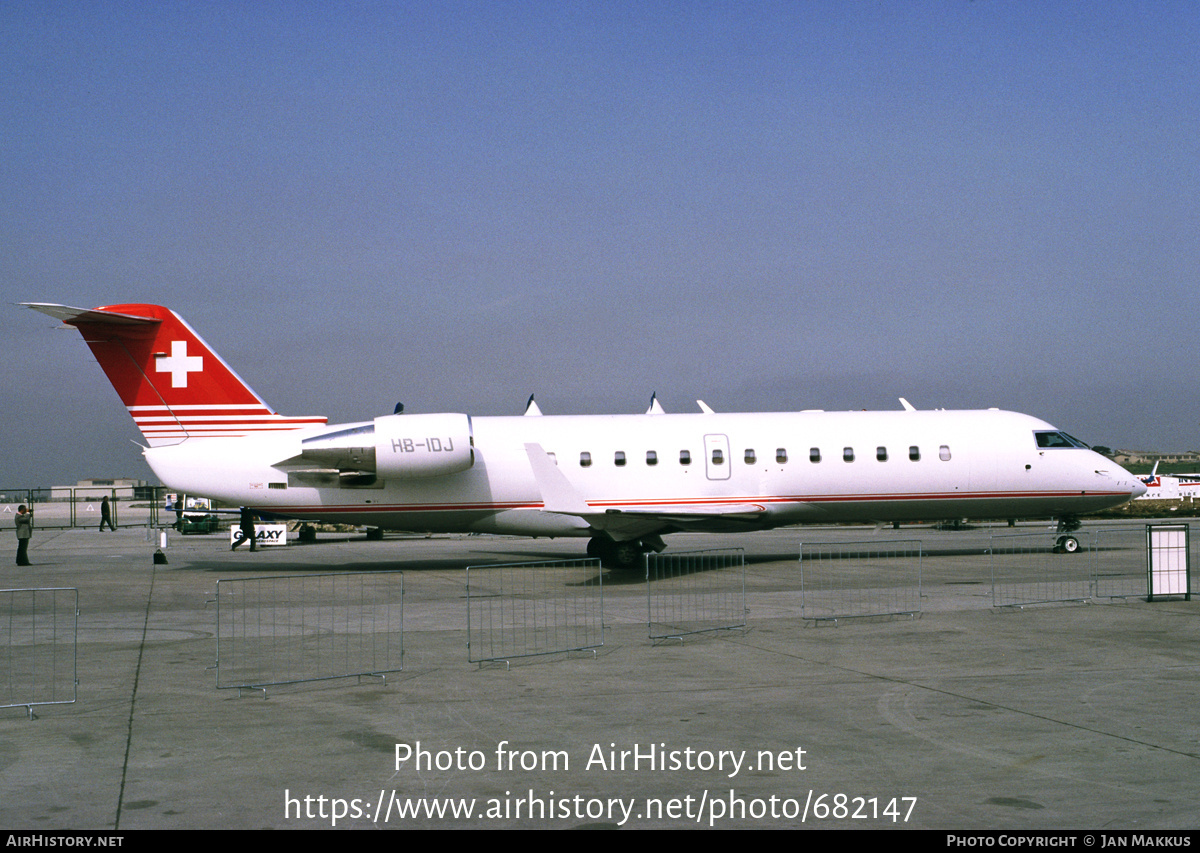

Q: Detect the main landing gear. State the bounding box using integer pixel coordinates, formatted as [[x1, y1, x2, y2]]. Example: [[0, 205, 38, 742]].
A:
[[587, 536, 655, 570]]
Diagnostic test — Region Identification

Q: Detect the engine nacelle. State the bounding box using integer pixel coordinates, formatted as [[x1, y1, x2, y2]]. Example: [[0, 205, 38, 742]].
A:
[[373, 413, 474, 479]]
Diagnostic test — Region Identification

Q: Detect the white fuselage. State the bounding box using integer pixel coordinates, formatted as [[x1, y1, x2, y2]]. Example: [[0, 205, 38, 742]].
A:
[[144, 408, 1143, 538]]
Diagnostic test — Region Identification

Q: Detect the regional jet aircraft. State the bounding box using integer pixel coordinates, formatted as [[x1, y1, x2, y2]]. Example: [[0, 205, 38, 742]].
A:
[[24, 303, 1145, 566]]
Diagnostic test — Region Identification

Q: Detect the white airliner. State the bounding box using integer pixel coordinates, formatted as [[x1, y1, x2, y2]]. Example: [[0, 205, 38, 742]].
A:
[[25, 302, 1145, 565]]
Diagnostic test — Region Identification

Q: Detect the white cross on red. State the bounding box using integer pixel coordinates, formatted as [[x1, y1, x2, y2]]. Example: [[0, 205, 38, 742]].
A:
[[155, 340, 203, 388]]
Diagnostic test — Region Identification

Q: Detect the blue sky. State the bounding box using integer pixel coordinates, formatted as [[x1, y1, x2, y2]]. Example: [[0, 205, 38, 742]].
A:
[[3, 1, 1197, 485]]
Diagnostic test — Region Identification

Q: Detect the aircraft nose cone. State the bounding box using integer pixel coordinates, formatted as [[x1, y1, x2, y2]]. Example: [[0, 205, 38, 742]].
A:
[[1130, 479, 1148, 499]]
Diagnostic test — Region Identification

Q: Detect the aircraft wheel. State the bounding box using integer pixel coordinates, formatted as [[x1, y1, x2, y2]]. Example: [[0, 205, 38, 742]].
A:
[[588, 537, 644, 569], [1055, 535, 1081, 554], [601, 540, 642, 570], [611, 540, 644, 570]]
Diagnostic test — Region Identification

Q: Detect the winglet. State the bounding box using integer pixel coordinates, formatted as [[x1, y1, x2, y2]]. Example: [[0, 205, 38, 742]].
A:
[[646, 393, 666, 415], [524, 443, 590, 514], [899, 397, 916, 411], [524, 394, 543, 416]]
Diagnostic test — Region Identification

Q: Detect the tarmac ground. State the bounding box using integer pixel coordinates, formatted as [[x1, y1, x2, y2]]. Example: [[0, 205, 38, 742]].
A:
[[0, 519, 1197, 830]]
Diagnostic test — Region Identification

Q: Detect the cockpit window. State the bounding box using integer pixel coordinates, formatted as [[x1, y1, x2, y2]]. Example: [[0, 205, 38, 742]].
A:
[[1034, 431, 1090, 449]]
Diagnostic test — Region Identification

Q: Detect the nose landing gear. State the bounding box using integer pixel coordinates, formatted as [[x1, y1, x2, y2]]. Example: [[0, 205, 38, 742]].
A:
[[1054, 535, 1081, 553], [1053, 516, 1082, 554]]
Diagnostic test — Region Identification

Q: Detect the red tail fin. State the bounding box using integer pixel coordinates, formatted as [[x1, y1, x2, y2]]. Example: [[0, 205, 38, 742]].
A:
[[26, 303, 326, 446]]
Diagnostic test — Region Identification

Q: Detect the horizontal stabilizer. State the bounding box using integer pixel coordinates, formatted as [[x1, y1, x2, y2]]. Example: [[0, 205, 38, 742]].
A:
[[23, 303, 160, 326]]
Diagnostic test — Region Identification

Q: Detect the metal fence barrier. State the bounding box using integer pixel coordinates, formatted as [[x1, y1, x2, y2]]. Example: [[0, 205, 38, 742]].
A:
[[646, 549, 745, 641], [1, 588, 78, 718], [215, 572, 404, 691], [465, 559, 603, 665], [1092, 525, 1155, 600], [989, 530, 1093, 607], [0, 486, 167, 531], [798, 540, 922, 623]]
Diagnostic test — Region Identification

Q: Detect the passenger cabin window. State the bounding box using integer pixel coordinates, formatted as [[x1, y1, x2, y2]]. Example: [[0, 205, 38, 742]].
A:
[[843, 447, 855, 462], [909, 446, 919, 461], [646, 450, 658, 466], [548, 452, 557, 465], [679, 450, 692, 466], [876, 446, 888, 462], [614, 451, 626, 467], [939, 445, 951, 461], [711, 449, 724, 465], [580, 451, 592, 467], [745, 449, 756, 465], [809, 448, 820, 463], [776, 448, 788, 463]]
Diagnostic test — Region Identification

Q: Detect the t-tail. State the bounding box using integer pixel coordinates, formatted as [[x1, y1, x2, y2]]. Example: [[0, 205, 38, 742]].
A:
[[23, 303, 326, 445]]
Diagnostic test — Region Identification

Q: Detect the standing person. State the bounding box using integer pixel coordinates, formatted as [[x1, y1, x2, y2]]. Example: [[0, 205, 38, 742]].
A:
[[99, 496, 115, 532], [15, 505, 33, 566], [231, 507, 257, 552]]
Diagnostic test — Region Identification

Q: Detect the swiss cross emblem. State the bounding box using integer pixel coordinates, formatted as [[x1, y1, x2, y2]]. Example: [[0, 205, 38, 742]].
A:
[[155, 340, 203, 388]]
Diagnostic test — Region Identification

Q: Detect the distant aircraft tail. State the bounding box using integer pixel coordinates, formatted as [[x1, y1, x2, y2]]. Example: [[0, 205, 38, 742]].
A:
[[24, 303, 326, 446]]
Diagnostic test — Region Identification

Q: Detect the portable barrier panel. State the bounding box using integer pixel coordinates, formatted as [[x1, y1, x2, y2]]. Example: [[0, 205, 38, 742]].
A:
[[1092, 525, 1156, 600], [215, 572, 404, 690], [646, 549, 745, 640], [798, 540, 922, 622], [107, 486, 158, 529], [1, 588, 78, 718], [1147, 523, 1191, 602], [465, 559, 603, 664], [1, 490, 45, 532], [989, 530, 1093, 607], [0, 491, 35, 533]]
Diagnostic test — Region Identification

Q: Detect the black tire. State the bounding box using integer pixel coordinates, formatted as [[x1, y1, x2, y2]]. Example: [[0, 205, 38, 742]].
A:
[[588, 536, 644, 569], [609, 540, 643, 570]]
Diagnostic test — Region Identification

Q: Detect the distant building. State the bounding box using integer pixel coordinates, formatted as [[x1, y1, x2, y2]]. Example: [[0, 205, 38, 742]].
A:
[[50, 478, 152, 500], [1111, 449, 1200, 467]]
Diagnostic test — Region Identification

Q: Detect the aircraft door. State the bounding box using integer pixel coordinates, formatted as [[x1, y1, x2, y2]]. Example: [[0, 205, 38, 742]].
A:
[[704, 434, 732, 481]]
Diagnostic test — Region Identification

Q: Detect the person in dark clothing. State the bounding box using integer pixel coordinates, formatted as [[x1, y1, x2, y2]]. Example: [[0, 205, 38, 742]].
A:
[[99, 496, 115, 532], [231, 507, 257, 551]]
